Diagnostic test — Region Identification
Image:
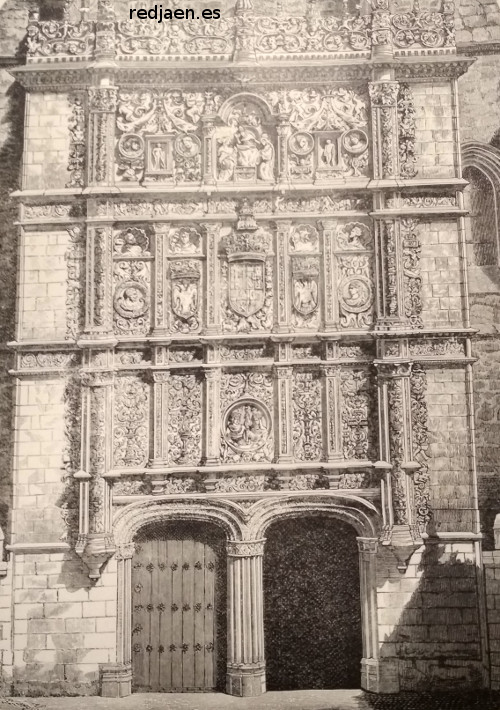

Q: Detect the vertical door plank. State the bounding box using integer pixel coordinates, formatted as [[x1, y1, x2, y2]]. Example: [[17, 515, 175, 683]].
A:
[[158, 538, 172, 691], [148, 537, 160, 692], [132, 542, 149, 691], [204, 540, 216, 689], [182, 537, 195, 690], [171, 536, 183, 691], [193, 538, 205, 690]]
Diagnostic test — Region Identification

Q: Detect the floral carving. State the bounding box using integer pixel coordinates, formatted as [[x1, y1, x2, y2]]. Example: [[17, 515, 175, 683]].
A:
[[20, 352, 77, 370], [402, 219, 423, 328], [113, 478, 151, 496], [339, 470, 376, 489], [292, 371, 322, 462], [113, 376, 149, 468], [409, 338, 464, 357], [276, 194, 371, 213], [113, 260, 151, 335], [167, 374, 202, 466], [388, 377, 407, 526], [391, 3, 455, 52], [410, 366, 431, 534], [398, 83, 417, 179], [67, 93, 86, 188], [341, 368, 376, 460], [24, 203, 83, 221], [66, 225, 85, 341], [27, 18, 94, 57], [213, 476, 265, 493]]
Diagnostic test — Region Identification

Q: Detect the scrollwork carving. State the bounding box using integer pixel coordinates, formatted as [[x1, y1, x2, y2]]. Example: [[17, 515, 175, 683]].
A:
[[410, 365, 431, 534], [292, 371, 322, 462], [113, 376, 149, 468], [67, 93, 86, 188], [341, 368, 376, 460], [402, 218, 423, 329], [167, 374, 202, 466]]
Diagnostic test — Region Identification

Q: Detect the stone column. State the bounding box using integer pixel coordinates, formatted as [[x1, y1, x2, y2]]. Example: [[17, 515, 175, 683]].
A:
[[376, 362, 418, 546], [84, 225, 114, 339], [202, 113, 217, 185], [276, 115, 290, 182], [149, 371, 170, 468], [226, 540, 266, 697], [321, 365, 342, 461], [369, 81, 399, 181], [357, 538, 381, 692], [152, 223, 169, 335], [204, 367, 221, 465], [274, 365, 293, 464], [95, 0, 116, 62], [204, 223, 221, 335], [318, 220, 338, 331], [88, 86, 117, 187], [274, 221, 291, 333], [101, 542, 135, 698], [76, 371, 116, 579]]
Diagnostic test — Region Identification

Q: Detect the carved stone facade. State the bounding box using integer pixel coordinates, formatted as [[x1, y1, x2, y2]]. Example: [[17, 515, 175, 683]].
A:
[[0, 0, 491, 700]]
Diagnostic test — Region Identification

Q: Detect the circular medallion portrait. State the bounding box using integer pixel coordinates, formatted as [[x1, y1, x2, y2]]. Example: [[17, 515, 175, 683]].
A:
[[114, 281, 149, 319], [288, 131, 314, 156], [342, 129, 368, 156], [175, 133, 201, 159], [118, 133, 145, 161], [223, 399, 271, 453], [339, 277, 373, 314]]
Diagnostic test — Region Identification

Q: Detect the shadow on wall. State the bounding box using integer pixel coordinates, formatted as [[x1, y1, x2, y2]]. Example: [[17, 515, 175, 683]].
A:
[[462, 144, 500, 549], [0, 0, 28, 545]]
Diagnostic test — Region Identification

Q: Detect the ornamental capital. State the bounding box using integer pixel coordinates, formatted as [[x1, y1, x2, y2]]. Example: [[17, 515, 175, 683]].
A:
[[227, 539, 265, 557]]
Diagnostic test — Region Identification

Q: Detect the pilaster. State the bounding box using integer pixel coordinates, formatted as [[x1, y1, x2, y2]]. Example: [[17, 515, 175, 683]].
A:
[[374, 218, 406, 331], [274, 221, 292, 333], [149, 371, 170, 468], [226, 540, 266, 697], [321, 365, 342, 461], [318, 220, 338, 331], [152, 223, 169, 335], [87, 86, 118, 187], [76, 370, 115, 579], [204, 223, 221, 335], [274, 365, 294, 464], [84, 225, 114, 339], [204, 366, 221, 465], [369, 81, 399, 181]]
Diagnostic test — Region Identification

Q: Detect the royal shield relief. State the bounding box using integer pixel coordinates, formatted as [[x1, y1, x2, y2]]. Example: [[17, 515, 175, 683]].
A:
[[228, 257, 266, 318]]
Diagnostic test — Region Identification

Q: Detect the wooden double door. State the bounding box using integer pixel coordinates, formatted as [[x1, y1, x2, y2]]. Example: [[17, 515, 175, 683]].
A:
[[131, 521, 227, 692]]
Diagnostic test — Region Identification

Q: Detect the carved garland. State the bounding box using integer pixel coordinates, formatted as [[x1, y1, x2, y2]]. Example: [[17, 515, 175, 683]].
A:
[[397, 83, 417, 179], [67, 93, 86, 188], [410, 365, 431, 534]]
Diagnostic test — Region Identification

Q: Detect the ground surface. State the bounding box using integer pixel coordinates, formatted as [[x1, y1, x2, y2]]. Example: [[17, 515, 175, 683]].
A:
[[1, 691, 500, 710]]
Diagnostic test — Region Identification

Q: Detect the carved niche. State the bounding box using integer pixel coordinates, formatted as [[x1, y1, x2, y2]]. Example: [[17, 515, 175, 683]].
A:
[[215, 95, 276, 184], [276, 87, 369, 181], [115, 89, 223, 183], [113, 226, 152, 335], [334, 221, 375, 329], [220, 372, 274, 464]]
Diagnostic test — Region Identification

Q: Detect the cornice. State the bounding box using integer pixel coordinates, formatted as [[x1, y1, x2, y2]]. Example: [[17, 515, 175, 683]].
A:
[[10, 55, 475, 90]]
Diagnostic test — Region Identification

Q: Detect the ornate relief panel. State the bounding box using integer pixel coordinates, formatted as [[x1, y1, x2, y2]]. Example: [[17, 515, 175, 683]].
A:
[[116, 90, 223, 183], [113, 226, 152, 335], [220, 220, 273, 333], [289, 224, 321, 330], [292, 370, 322, 462], [113, 375, 150, 468], [340, 367, 377, 461], [167, 373, 202, 466], [334, 221, 375, 330], [220, 372, 274, 464]]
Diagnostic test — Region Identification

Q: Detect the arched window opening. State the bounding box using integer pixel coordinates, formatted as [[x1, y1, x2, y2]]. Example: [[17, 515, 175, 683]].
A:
[[463, 165, 499, 268]]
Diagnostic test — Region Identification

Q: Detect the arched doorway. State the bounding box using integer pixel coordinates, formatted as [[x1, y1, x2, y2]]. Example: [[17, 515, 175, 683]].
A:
[[131, 520, 227, 693], [263, 516, 362, 690]]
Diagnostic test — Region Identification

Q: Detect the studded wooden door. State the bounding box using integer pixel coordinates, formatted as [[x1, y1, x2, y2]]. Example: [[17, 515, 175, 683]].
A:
[[131, 521, 227, 692]]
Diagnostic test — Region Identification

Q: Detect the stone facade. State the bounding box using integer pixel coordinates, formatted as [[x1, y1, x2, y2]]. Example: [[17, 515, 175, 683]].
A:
[[0, 0, 498, 698]]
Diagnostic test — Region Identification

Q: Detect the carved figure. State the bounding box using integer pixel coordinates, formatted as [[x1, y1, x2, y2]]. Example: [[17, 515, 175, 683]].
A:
[[321, 138, 337, 167], [235, 126, 261, 167], [294, 278, 318, 315], [152, 143, 167, 171], [258, 133, 275, 180], [217, 137, 236, 181]]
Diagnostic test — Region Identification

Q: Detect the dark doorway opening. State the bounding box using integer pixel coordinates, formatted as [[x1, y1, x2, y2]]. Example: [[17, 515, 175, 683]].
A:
[[131, 520, 227, 693], [263, 516, 362, 690]]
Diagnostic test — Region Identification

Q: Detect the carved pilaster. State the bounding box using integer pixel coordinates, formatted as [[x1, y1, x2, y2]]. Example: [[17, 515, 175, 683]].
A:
[[274, 221, 291, 333], [76, 370, 115, 579], [88, 86, 117, 186], [95, 0, 116, 61], [369, 82, 399, 180], [376, 362, 418, 546], [152, 223, 169, 334], [375, 219, 405, 330], [274, 365, 293, 464], [149, 371, 170, 468], [84, 225, 113, 338], [202, 115, 217, 185], [276, 115, 290, 182], [318, 220, 337, 331], [370, 0, 393, 60], [204, 223, 221, 335], [356, 537, 381, 693], [321, 365, 342, 461], [204, 367, 221, 465], [226, 540, 266, 697], [233, 1, 257, 63]]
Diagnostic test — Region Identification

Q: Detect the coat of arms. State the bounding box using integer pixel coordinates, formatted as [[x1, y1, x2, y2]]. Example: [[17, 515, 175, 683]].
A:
[[169, 260, 201, 333], [292, 257, 320, 316], [228, 258, 265, 318]]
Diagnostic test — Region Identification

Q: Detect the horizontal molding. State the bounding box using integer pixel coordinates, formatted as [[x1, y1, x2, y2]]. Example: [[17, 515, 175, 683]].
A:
[[6, 542, 71, 554]]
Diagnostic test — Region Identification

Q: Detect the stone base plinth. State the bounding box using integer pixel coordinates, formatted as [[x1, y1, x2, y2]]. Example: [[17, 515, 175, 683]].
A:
[[226, 664, 266, 697], [100, 663, 132, 697], [361, 658, 400, 694]]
